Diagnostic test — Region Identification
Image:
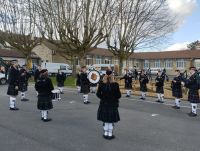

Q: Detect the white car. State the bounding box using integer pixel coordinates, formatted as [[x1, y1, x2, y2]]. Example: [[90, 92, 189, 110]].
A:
[[0, 73, 7, 85]]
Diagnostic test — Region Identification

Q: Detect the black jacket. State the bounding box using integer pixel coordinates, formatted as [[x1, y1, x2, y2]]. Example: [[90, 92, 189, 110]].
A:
[[155, 76, 164, 87], [34, 69, 40, 82], [8, 66, 19, 86], [19, 68, 30, 85], [97, 82, 121, 107], [56, 73, 66, 87]]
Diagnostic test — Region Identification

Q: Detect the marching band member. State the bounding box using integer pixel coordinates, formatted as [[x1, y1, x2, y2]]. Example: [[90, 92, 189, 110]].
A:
[[56, 69, 66, 94], [182, 67, 200, 117], [97, 69, 121, 140], [120, 69, 133, 97], [35, 69, 54, 122], [7, 60, 20, 110], [171, 70, 182, 109], [18, 65, 30, 101], [34, 65, 41, 82], [155, 70, 165, 103], [139, 69, 149, 100], [80, 66, 90, 104]]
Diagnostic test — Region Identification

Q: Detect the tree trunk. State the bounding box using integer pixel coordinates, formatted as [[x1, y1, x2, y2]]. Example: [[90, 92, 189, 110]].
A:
[[71, 57, 77, 77], [26, 55, 32, 70], [118, 57, 124, 76]]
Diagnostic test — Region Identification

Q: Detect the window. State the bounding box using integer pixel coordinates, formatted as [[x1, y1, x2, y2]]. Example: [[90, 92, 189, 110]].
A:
[[144, 60, 150, 68], [164, 59, 173, 69], [95, 56, 102, 64], [176, 59, 186, 68], [154, 60, 161, 68], [104, 58, 111, 64], [86, 55, 92, 65]]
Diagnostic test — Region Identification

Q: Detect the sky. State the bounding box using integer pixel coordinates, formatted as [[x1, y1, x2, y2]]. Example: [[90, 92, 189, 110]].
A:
[[162, 0, 200, 51]]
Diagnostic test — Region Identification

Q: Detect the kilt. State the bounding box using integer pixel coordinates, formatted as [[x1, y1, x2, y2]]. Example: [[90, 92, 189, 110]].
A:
[[125, 83, 132, 90], [156, 86, 164, 94], [80, 84, 90, 94], [7, 85, 18, 96], [188, 90, 200, 103], [172, 88, 182, 98], [18, 83, 28, 92], [97, 105, 120, 123], [57, 82, 64, 87], [37, 96, 53, 110], [140, 84, 147, 92]]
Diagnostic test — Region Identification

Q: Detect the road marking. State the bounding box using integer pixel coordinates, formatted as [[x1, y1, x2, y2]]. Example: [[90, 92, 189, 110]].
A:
[[151, 114, 159, 117], [69, 101, 76, 104]]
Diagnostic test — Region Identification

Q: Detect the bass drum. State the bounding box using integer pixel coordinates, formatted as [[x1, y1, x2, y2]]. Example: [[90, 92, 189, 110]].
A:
[[88, 70, 101, 84]]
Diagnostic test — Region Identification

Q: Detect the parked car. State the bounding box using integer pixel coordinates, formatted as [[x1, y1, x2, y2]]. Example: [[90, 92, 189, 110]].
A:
[[88, 64, 115, 75], [41, 62, 72, 76], [0, 73, 7, 85]]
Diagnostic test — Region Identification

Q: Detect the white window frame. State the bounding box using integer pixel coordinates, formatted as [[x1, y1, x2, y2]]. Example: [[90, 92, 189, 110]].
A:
[[154, 60, 161, 68], [144, 60, 150, 68], [176, 59, 186, 69], [95, 56, 102, 64], [164, 59, 173, 69]]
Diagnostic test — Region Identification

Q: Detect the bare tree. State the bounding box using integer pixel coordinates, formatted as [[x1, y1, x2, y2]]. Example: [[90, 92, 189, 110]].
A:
[[187, 40, 200, 50], [33, 0, 116, 68], [0, 0, 42, 67], [106, 0, 175, 75]]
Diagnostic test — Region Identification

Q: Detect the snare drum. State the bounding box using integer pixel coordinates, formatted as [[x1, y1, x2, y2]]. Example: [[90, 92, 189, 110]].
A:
[[52, 89, 61, 101]]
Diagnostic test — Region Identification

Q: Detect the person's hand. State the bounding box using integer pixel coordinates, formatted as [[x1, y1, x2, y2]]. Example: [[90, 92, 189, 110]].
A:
[[173, 80, 176, 83], [181, 82, 185, 86], [15, 86, 18, 90]]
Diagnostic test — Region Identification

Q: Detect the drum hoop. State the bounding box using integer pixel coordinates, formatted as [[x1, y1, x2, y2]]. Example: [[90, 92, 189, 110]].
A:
[[88, 70, 100, 84]]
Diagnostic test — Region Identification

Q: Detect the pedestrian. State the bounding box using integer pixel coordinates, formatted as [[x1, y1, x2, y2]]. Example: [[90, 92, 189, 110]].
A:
[[171, 70, 182, 109], [80, 66, 90, 104], [56, 69, 66, 94], [155, 70, 165, 103], [76, 72, 81, 93], [182, 67, 200, 117], [120, 69, 133, 97], [139, 69, 149, 100], [7, 60, 20, 110], [18, 65, 30, 101], [35, 69, 54, 122], [97, 69, 121, 140], [34, 65, 41, 83]]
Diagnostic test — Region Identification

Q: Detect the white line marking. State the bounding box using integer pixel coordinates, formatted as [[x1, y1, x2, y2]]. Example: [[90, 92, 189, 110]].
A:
[[151, 114, 159, 117]]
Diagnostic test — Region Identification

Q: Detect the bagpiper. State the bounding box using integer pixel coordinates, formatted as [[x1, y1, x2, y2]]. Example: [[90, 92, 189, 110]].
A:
[[171, 70, 183, 109], [183, 67, 200, 117], [7, 60, 20, 110], [120, 69, 133, 97], [80, 66, 90, 104], [139, 69, 149, 100], [97, 69, 121, 140], [76, 72, 81, 93], [18, 65, 30, 101], [56, 69, 66, 94], [155, 70, 165, 103], [35, 69, 54, 122]]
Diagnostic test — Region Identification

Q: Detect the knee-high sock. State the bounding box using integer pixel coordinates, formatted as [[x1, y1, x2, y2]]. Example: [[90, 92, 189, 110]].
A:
[[77, 86, 81, 92], [83, 94, 88, 102], [141, 92, 146, 98], [191, 103, 197, 114], [21, 92, 25, 99], [58, 87, 63, 93], [157, 93, 161, 100], [160, 94, 164, 102], [43, 110, 48, 119], [126, 90, 131, 96], [9, 96, 16, 108], [108, 123, 114, 137], [103, 123, 109, 136], [41, 111, 44, 118], [91, 87, 96, 93], [175, 98, 180, 107]]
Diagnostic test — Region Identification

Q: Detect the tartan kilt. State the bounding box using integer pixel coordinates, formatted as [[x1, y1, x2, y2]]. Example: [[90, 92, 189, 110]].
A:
[[188, 90, 200, 103], [125, 83, 132, 90], [80, 84, 90, 94], [156, 86, 164, 94], [7, 85, 18, 96], [97, 105, 120, 123], [18, 83, 28, 92], [57, 82, 64, 87], [140, 84, 147, 92], [172, 88, 182, 98], [37, 96, 53, 110]]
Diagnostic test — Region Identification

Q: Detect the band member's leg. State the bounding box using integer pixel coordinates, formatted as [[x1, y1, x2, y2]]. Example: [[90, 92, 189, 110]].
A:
[[160, 94, 164, 103], [108, 123, 114, 139], [77, 86, 81, 93], [191, 103, 197, 115], [103, 123, 109, 137], [9, 96, 18, 110], [157, 93, 161, 102]]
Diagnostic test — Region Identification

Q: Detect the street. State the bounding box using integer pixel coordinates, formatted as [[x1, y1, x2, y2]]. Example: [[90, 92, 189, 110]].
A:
[[0, 85, 200, 151]]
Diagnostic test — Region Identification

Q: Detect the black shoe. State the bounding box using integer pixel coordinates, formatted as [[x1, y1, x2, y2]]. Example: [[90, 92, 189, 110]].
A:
[[10, 107, 19, 111], [60, 92, 64, 94], [160, 101, 164, 103], [188, 112, 197, 117], [43, 118, 52, 122], [21, 98, 29, 101], [41, 117, 44, 121], [103, 135, 109, 139], [172, 106, 180, 109], [140, 97, 145, 100], [126, 95, 130, 97], [156, 100, 161, 103], [107, 135, 115, 140]]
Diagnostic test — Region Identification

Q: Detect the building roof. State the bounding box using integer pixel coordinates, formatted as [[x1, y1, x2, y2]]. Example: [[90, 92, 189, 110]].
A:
[[0, 49, 40, 59], [87, 48, 114, 57], [131, 50, 200, 59]]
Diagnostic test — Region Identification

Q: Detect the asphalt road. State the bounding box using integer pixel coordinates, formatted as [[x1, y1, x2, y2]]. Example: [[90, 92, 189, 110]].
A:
[[0, 85, 200, 151]]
